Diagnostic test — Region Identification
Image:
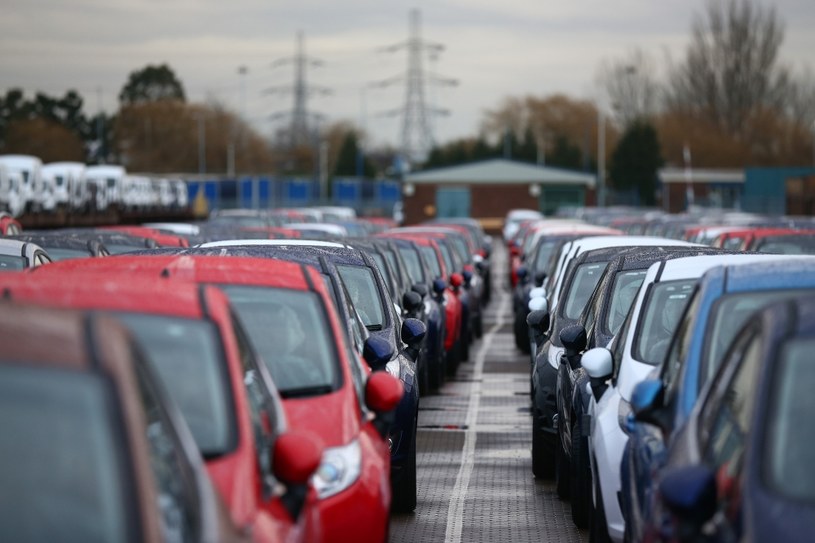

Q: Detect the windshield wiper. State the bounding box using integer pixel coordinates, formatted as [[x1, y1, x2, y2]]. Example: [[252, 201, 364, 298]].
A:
[[280, 384, 334, 399], [366, 324, 383, 331]]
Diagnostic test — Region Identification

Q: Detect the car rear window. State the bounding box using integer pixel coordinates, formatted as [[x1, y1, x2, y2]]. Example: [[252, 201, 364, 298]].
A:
[[336, 265, 386, 330], [222, 285, 341, 397], [117, 314, 235, 457], [0, 365, 131, 543]]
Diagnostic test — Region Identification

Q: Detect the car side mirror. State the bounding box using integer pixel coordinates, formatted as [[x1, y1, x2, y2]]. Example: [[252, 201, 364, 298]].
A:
[[473, 253, 484, 265], [362, 336, 395, 371], [432, 277, 447, 296], [559, 324, 587, 371], [462, 269, 473, 288], [401, 317, 426, 348], [528, 287, 545, 302], [659, 465, 718, 530], [450, 273, 464, 289], [365, 371, 403, 413], [526, 309, 550, 332], [516, 266, 528, 282], [411, 283, 429, 298], [402, 291, 423, 313], [631, 379, 670, 432], [273, 431, 323, 519], [582, 347, 613, 401], [510, 245, 520, 257], [534, 271, 547, 287]]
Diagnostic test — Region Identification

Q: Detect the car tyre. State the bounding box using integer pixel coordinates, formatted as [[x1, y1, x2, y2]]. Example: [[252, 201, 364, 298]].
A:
[[532, 418, 554, 478], [514, 306, 531, 353], [571, 418, 591, 528], [391, 417, 418, 513], [555, 435, 571, 500]]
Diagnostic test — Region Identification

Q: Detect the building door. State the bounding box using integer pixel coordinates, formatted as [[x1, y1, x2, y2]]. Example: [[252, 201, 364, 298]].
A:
[[436, 187, 471, 218], [540, 187, 584, 215]]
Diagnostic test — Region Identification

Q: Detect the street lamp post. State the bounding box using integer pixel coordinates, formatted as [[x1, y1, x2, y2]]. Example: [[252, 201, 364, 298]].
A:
[[597, 108, 606, 207], [197, 115, 206, 175]]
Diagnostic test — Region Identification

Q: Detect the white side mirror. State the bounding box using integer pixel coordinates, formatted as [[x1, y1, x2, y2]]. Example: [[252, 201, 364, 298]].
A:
[[529, 287, 545, 300], [582, 348, 613, 380], [528, 296, 548, 313]]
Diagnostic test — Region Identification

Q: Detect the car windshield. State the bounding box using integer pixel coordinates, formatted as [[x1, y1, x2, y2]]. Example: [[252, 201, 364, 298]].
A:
[[419, 246, 442, 278], [41, 247, 89, 261], [336, 264, 386, 330], [605, 269, 649, 335], [399, 247, 423, 283], [702, 290, 805, 389], [0, 255, 25, 270], [767, 337, 815, 503], [0, 365, 130, 543], [755, 236, 815, 255], [633, 280, 696, 365], [562, 262, 608, 319], [437, 242, 455, 275], [117, 314, 234, 457], [222, 285, 340, 396]]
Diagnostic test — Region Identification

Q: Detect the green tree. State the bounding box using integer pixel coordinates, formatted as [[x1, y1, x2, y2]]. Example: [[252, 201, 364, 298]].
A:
[[333, 132, 374, 177], [547, 135, 582, 170], [119, 64, 186, 105], [609, 121, 663, 205]]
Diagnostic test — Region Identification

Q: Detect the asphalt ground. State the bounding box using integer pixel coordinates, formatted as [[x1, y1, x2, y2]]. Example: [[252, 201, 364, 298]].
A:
[[390, 245, 587, 543]]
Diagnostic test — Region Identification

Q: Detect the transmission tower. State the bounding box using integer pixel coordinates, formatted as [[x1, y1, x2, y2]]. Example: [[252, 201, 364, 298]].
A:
[[371, 9, 457, 163], [266, 31, 331, 147]]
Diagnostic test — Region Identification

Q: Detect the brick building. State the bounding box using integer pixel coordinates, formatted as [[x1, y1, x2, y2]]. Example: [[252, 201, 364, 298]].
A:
[[401, 159, 595, 232]]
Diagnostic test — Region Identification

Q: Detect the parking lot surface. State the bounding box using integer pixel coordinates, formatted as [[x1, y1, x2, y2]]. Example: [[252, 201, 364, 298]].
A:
[[390, 246, 586, 543]]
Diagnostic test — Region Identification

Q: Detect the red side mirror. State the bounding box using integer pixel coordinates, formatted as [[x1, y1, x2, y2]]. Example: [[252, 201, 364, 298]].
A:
[[365, 372, 403, 413], [273, 431, 323, 486], [510, 246, 520, 257], [450, 273, 464, 288]]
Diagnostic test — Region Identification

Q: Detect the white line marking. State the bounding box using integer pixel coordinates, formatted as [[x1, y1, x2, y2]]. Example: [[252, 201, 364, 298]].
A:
[[444, 286, 510, 543]]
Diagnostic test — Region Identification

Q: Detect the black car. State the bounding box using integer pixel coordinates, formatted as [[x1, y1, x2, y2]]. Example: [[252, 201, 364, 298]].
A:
[[636, 295, 815, 543]]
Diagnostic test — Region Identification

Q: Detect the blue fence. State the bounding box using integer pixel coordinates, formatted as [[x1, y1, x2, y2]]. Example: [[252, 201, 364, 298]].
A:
[[184, 176, 401, 216]]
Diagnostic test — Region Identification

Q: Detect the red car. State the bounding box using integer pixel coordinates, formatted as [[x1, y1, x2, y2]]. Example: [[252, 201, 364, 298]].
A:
[[101, 225, 190, 247], [0, 273, 325, 543], [0, 212, 22, 235], [37, 255, 404, 543]]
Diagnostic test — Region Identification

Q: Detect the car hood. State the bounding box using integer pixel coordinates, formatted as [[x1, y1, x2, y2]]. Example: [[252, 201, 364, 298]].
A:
[[282, 389, 361, 447]]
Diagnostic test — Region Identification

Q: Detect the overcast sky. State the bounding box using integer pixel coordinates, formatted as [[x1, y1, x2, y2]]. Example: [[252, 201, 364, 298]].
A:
[[2, 0, 814, 149]]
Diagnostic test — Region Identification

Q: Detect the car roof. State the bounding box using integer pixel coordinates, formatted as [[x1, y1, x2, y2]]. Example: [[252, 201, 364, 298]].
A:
[[721, 257, 815, 292], [39, 254, 314, 290], [199, 239, 345, 249], [656, 253, 814, 282], [1, 272, 209, 318], [8, 235, 98, 252]]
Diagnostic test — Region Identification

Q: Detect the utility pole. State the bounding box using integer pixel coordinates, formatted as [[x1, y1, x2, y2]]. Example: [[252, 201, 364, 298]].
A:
[[597, 108, 606, 207], [371, 9, 457, 164], [683, 143, 694, 210], [197, 115, 206, 175], [96, 86, 105, 163], [266, 31, 330, 147]]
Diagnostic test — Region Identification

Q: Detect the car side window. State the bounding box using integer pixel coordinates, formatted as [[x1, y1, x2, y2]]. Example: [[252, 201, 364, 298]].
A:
[[663, 287, 701, 400], [231, 314, 279, 497], [339, 286, 369, 414], [700, 332, 762, 470], [134, 358, 199, 543]]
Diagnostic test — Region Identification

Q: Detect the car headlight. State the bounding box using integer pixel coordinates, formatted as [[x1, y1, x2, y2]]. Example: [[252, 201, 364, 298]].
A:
[[385, 359, 401, 378], [548, 345, 564, 370], [311, 440, 362, 499], [618, 398, 634, 434]]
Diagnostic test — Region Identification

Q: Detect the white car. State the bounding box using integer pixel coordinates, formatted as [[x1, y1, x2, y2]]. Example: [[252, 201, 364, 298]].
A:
[[42, 162, 87, 212], [0, 164, 25, 218], [85, 165, 125, 211], [503, 209, 543, 241], [0, 239, 52, 270], [582, 253, 808, 542], [0, 155, 43, 214]]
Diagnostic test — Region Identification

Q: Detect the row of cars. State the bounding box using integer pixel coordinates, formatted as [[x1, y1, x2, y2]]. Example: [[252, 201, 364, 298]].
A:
[[0, 154, 188, 216], [506, 208, 815, 543], [0, 208, 493, 543]]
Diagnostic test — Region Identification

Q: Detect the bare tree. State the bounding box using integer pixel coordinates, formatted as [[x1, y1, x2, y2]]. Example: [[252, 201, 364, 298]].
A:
[[597, 48, 661, 128], [665, 0, 789, 137]]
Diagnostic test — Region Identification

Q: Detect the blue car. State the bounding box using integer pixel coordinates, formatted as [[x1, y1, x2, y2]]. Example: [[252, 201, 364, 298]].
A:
[[623, 258, 815, 542], [638, 294, 815, 543]]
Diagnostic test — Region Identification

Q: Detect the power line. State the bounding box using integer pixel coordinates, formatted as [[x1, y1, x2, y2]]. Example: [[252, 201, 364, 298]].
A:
[[370, 9, 457, 164], [265, 31, 331, 147]]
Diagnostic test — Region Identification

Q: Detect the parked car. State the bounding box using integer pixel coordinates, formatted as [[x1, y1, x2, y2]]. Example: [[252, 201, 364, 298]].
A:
[[0, 238, 52, 270], [504, 208, 543, 241], [0, 273, 327, 543], [8, 234, 109, 260], [624, 257, 815, 543], [0, 154, 43, 214], [0, 211, 22, 235], [640, 294, 815, 543], [0, 301, 249, 543]]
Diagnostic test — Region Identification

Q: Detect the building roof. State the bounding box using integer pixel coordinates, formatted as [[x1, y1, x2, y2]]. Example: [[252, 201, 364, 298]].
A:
[[405, 159, 596, 187], [659, 168, 744, 184]]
